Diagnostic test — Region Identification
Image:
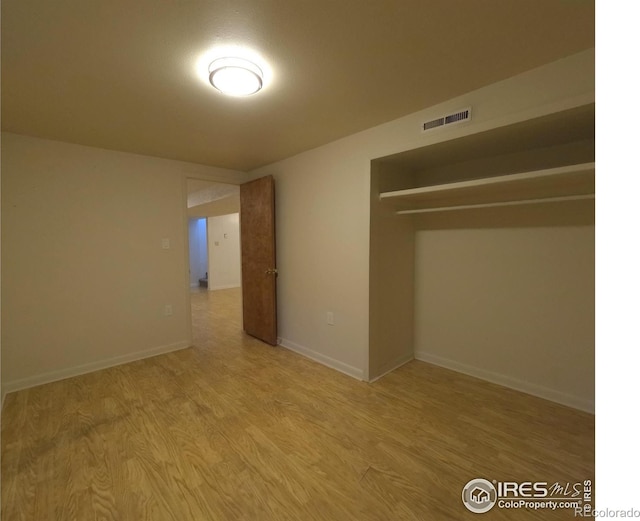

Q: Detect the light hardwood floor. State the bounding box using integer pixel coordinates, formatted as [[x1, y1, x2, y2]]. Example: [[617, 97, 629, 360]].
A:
[[2, 288, 594, 520]]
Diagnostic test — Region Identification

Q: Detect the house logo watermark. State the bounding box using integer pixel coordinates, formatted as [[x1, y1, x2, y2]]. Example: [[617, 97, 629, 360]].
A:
[[462, 478, 497, 513], [462, 478, 592, 514]]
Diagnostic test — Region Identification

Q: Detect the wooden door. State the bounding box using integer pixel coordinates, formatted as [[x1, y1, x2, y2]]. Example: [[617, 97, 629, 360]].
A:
[[240, 175, 277, 345]]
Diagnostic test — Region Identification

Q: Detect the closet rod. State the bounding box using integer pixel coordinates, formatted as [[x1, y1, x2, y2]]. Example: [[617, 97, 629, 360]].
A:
[[396, 194, 594, 215]]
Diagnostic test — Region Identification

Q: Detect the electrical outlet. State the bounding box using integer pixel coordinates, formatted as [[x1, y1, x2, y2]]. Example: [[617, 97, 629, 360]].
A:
[[164, 304, 173, 316], [162, 238, 170, 250], [326, 311, 334, 325]]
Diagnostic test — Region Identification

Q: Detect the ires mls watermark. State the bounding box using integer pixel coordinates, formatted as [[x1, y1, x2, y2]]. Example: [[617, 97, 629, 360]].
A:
[[462, 478, 593, 514]]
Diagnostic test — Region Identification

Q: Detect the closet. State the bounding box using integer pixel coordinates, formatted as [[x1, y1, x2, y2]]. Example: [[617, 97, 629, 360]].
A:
[[368, 103, 595, 411]]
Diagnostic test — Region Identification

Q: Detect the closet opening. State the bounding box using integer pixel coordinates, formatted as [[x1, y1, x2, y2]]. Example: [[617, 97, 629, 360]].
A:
[[368, 103, 595, 413]]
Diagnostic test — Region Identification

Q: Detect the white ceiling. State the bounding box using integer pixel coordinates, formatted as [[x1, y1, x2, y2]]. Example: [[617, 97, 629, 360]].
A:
[[1, 0, 594, 172], [187, 179, 238, 208]]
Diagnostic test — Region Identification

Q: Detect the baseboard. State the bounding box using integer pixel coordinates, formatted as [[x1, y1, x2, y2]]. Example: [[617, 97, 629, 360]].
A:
[[2, 341, 191, 396], [369, 352, 414, 383], [414, 350, 594, 414], [278, 337, 364, 381], [209, 284, 241, 291]]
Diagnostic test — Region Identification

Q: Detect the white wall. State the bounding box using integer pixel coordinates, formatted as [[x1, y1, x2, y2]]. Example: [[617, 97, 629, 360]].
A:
[[1, 133, 247, 393], [249, 49, 595, 381], [414, 223, 595, 411], [207, 213, 241, 290], [188, 218, 208, 286]]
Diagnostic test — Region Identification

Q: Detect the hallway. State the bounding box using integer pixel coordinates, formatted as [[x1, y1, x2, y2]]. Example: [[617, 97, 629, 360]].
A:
[[190, 287, 244, 347]]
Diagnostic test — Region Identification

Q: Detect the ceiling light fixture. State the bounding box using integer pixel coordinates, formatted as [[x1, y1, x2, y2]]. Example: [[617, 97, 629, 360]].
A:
[[208, 57, 264, 97]]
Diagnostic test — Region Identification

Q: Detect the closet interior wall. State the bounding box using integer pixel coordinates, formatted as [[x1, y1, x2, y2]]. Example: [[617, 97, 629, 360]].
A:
[[368, 161, 416, 380]]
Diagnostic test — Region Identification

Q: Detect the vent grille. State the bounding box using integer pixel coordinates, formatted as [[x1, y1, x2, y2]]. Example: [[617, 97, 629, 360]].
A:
[[423, 118, 445, 131], [422, 107, 471, 133]]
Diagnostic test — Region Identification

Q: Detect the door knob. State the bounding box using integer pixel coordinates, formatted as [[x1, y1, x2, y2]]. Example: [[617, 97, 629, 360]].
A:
[[265, 268, 278, 275]]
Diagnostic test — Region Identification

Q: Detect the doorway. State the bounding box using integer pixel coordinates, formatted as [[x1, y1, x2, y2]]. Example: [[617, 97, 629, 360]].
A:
[[188, 217, 208, 289], [186, 175, 278, 347], [186, 179, 243, 341]]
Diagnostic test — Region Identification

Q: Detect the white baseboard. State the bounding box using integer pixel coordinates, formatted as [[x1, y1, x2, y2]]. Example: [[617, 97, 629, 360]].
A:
[[369, 352, 414, 383], [278, 338, 364, 381], [414, 350, 594, 414], [2, 341, 191, 397], [209, 284, 241, 291]]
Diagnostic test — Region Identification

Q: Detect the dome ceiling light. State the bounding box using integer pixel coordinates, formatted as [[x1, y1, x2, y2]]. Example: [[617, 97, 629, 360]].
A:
[[208, 57, 264, 97]]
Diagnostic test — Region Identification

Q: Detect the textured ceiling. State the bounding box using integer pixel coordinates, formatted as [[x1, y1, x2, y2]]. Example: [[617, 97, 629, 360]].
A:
[[1, 0, 595, 171], [187, 180, 238, 208]]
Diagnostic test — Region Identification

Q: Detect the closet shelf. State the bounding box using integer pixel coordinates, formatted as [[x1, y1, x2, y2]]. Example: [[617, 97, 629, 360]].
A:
[[379, 162, 595, 213]]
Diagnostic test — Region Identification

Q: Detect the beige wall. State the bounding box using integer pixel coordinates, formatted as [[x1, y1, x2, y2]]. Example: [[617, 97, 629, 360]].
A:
[[249, 48, 594, 382], [251, 146, 372, 378], [1, 133, 246, 394], [368, 162, 415, 379], [414, 220, 595, 411]]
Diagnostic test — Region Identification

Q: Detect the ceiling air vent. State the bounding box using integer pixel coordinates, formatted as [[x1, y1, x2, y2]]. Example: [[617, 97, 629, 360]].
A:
[[421, 107, 471, 133]]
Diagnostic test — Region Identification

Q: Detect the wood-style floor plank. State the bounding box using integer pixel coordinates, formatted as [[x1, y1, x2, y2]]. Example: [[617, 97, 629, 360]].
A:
[[2, 288, 594, 520]]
